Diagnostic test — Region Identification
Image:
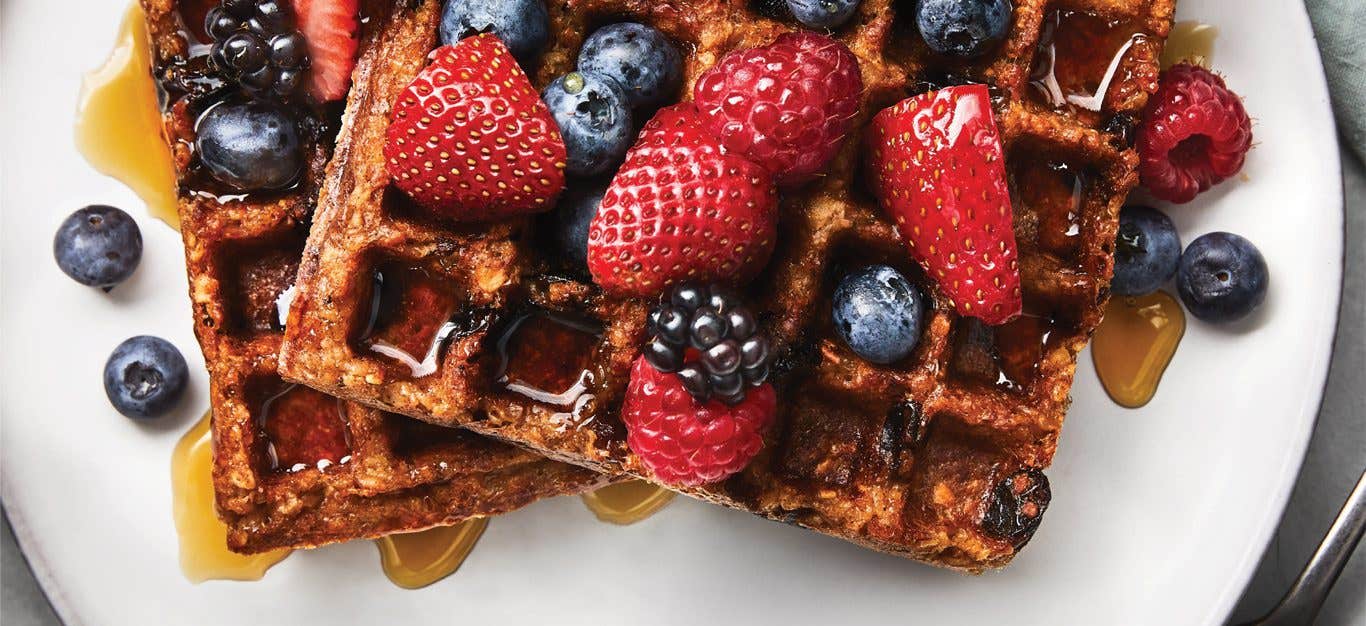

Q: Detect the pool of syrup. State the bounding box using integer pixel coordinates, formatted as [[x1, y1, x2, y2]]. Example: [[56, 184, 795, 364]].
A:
[[581, 480, 677, 525], [1012, 157, 1087, 262], [375, 519, 489, 589], [172, 413, 292, 582], [356, 263, 467, 377], [75, 4, 179, 229], [1091, 291, 1186, 408], [1161, 21, 1218, 70]]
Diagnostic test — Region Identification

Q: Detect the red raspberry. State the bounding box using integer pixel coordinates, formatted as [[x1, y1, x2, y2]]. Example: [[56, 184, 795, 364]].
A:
[[1136, 63, 1252, 204], [621, 355, 776, 487], [692, 32, 863, 187]]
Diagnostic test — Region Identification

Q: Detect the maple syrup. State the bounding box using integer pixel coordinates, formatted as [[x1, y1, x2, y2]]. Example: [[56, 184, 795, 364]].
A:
[[1091, 291, 1186, 408], [75, 4, 180, 230], [581, 480, 677, 525], [951, 314, 1059, 393], [1013, 159, 1087, 260], [172, 412, 292, 582], [493, 310, 603, 431], [357, 264, 467, 377], [257, 382, 352, 472], [1161, 21, 1218, 69], [375, 519, 489, 589], [1029, 11, 1147, 112]]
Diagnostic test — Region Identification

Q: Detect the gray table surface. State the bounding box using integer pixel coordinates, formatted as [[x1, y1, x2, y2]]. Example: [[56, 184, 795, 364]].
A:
[[2, 150, 1362, 626]]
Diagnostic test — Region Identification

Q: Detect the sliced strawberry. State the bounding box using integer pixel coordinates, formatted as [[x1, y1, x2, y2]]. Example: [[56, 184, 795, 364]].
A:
[[383, 35, 567, 221], [692, 32, 863, 187], [586, 104, 778, 297], [291, 0, 359, 102], [868, 84, 1022, 325]]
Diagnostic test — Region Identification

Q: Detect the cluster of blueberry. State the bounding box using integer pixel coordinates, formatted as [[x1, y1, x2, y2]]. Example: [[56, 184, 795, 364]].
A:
[[782, 0, 1013, 58], [53, 206, 187, 419], [1112, 206, 1268, 323]]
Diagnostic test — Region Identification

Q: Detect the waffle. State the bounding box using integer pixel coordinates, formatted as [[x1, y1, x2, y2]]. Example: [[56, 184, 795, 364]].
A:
[[279, 0, 1174, 569], [142, 0, 609, 553]]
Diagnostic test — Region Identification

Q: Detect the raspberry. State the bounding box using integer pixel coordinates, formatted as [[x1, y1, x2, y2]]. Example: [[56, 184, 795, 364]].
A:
[[692, 32, 863, 186], [621, 355, 776, 487], [1136, 63, 1252, 204]]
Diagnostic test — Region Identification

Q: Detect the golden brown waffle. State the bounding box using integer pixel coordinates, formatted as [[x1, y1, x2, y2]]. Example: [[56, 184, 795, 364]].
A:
[[142, 0, 609, 553], [279, 0, 1174, 569]]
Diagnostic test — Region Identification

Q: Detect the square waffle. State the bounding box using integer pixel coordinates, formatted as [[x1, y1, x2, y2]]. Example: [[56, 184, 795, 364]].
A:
[[142, 0, 610, 553], [279, 0, 1175, 569]]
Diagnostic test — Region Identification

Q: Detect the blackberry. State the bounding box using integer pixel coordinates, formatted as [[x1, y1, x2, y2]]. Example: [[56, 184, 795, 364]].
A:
[[206, 0, 309, 99], [643, 283, 773, 405]]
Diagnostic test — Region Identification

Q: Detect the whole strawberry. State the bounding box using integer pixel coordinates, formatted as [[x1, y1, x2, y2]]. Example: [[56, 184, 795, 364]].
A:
[[1137, 63, 1252, 204], [622, 355, 776, 487], [868, 84, 1021, 325], [384, 34, 567, 221], [587, 104, 778, 297], [693, 32, 863, 187]]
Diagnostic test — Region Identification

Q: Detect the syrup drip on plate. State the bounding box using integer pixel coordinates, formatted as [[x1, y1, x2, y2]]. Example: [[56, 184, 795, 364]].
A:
[[75, 4, 179, 230], [1161, 21, 1218, 69], [581, 480, 677, 525], [1091, 291, 1186, 408], [172, 412, 291, 582], [375, 519, 489, 589]]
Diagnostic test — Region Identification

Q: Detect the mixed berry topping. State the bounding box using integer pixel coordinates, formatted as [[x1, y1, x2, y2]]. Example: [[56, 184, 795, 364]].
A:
[[104, 336, 189, 419], [586, 104, 778, 296], [542, 71, 634, 177], [53, 205, 143, 292], [622, 354, 776, 488], [577, 23, 683, 110], [1176, 232, 1268, 323], [383, 35, 567, 221], [207, 0, 310, 100], [1111, 205, 1181, 297], [1137, 63, 1253, 203], [439, 0, 550, 63], [692, 32, 863, 187], [915, 0, 1013, 58], [832, 265, 925, 364], [643, 284, 773, 405], [868, 84, 1022, 325]]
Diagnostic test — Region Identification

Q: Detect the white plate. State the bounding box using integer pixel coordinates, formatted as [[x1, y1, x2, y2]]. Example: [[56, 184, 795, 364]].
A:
[[0, 0, 1343, 623]]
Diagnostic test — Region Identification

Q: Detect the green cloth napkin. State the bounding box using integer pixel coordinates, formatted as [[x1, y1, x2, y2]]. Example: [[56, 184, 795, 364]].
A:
[[1307, 0, 1366, 162]]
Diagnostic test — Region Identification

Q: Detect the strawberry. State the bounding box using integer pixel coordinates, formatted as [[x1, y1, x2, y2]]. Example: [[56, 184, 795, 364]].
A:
[[586, 104, 778, 297], [291, 0, 360, 102], [622, 355, 776, 487], [383, 35, 567, 221], [692, 32, 863, 187], [867, 84, 1022, 325]]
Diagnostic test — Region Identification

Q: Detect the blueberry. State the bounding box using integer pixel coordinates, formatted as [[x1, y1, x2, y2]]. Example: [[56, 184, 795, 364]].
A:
[[832, 265, 924, 364], [1177, 232, 1269, 323], [439, 0, 549, 63], [550, 180, 607, 272], [53, 205, 143, 291], [577, 23, 682, 109], [195, 101, 303, 191], [915, 0, 1012, 58], [103, 336, 189, 419], [785, 0, 861, 29], [543, 72, 634, 177], [1111, 205, 1181, 296]]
